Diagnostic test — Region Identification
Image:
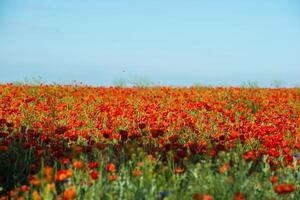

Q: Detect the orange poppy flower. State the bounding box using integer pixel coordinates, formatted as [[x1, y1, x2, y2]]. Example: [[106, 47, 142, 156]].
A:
[[44, 166, 53, 181], [175, 167, 185, 174], [219, 163, 230, 174], [28, 175, 41, 187], [203, 194, 214, 200], [32, 190, 41, 200], [63, 187, 76, 200], [56, 169, 73, 182], [106, 163, 116, 173], [73, 160, 84, 169]]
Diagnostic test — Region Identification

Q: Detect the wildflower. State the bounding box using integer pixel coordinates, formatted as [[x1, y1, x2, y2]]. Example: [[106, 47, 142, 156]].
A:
[[193, 193, 202, 200], [88, 162, 99, 169], [192, 193, 214, 200], [73, 160, 84, 169], [269, 175, 278, 184], [151, 128, 164, 138], [138, 122, 146, 129], [32, 190, 41, 200], [102, 130, 112, 139], [60, 158, 71, 165], [8, 189, 19, 199], [243, 150, 256, 161], [55, 125, 70, 134], [216, 143, 225, 151], [119, 129, 128, 141], [35, 149, 45, 157], [177, 149, 187, 158], [234, 192, 245, 200], [108, 175, 118, 181], [132, 169, 143, 177], [56, 171, 68, 182], [106, 163, 116, 173], [285, 155, 293, 164], [175, 167, 185, 174], [113, 133, 120, 140], [219, 163, 230, 174], [159, 191, 168, 199], [28, 175, 41, 187], [230, 131, 239, 140], [273, 183, 296, 194], [56, 169, 73, 182], [203, 195, 214, 200], [210, 149, 218, 157], [89, 170, 100, 180], [0, 145, 8, 152], [137, 162, 144, 167], [63, 187, 76, 200], [72, 145, 84, 153], [0, 118, 7, 125], [44, 166, 53, 181], [20, 185, 30, 192], [239, 115, 246, 120], [293, 153, 299, 159]]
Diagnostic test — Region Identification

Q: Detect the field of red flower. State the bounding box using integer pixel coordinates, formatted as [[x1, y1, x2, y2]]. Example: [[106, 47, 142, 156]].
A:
[[0, 84, 300, 199]]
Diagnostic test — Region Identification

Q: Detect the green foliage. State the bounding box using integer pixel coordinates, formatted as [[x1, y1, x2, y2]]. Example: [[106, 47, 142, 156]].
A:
[[112, 77, 158, 88], [270, 80, 284, 88], [13, 76, 45, 86], [242, 80, 260, 88], [113, 78, 128, 87], [22, 148, 300, 200]]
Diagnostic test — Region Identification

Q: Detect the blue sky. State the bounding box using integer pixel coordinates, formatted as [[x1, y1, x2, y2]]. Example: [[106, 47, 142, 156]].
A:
[[0, 0, 299, 86]]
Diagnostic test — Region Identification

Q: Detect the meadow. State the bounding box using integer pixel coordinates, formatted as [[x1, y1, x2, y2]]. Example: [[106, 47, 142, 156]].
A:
[[0, 84, 300, 200]]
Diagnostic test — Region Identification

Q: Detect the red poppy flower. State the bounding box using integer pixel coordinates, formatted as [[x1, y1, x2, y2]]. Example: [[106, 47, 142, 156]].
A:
[[108, 175, 118, 181], [89, 170, 100, 180], [274, 183, 296, 194], [88, 162, 99, 169]]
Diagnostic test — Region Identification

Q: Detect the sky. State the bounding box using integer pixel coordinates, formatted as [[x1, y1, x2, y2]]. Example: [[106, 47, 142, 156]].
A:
[[0, 0, 299, 86]]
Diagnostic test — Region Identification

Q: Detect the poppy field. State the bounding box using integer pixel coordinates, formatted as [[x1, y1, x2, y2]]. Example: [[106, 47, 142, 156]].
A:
[[0, 84, 300, 200]]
